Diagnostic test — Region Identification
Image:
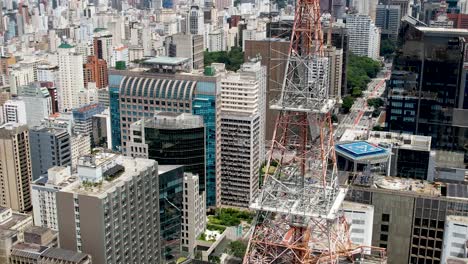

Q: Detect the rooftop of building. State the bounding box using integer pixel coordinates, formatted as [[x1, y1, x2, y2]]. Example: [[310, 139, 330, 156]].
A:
[[142, 56, 191, 66], [65, 155, 156, 198], [335, 141, 389, 161], [342, 201, 374, 212], [0, 123, 28, 135], [0, 211, 31, 230], [416, 26, 468, 36], [40, 247, 91, 262], [30, 125, 68, 135], [135, 112, 204, 130], [58, 43, 73, 49], [24, 225, 55, 237], [446, 215, 468, 224], [10, 243, 47, 259], [159, 164, 183, 175], [340, 129, 431, 152]]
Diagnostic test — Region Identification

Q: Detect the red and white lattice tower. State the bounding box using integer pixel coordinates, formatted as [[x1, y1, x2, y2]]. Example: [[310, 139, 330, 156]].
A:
[[242, 0, 387, 262]]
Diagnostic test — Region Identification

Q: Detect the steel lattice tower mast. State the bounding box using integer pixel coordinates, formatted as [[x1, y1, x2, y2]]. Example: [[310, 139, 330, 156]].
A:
[[243, 0, 387, 262]]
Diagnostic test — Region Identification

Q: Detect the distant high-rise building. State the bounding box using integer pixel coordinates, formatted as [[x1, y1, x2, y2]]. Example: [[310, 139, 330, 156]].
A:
[[17, 83, 53, 127], [57, 43, 85, 112], [29, 126, 71, 180], [72, 103, 105, 146], [2, 99, 27, 124], [0, 123, 32, 212], [70, 134, 91, 171], [346, 14, 381, 60], [167, 33, 204, 70], [83, 56, 108, 89], [376, 5, 401, 40], [386, 18, 468, 153], [93, 29, 113, 64], [189, 6, 204, 36], [57, 153, 161, 264], [216, 60, 266, 208]]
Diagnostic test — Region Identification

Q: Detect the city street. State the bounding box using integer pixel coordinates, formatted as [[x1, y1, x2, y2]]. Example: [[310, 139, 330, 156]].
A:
[[334, 67, 390, 140]]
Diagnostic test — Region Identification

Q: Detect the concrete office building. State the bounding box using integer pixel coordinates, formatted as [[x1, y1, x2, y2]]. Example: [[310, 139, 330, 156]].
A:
[[57, 153, 161, 264], [346, 14, 380, 60], [3, 99, 27, 124], [17, 83, 53, 127], [347, 175, 468, 264], [109, 57, 219, 206], [441, 215, 468, 263], [0, 123, 32, 212], [216, 60, 266, 208], [343, 201, 374, 247], [243, 38, 289, 140], [324, 46, 343, 99], [387, 19, 468, 154], [376, 5, 401, 40], [29, 126, 71, 180], [31, 167, 78, 231], [339, 130, 433, 180], [167, 33, 204, 70], [181, 172, 206, 256], [127, 112, 206, 193], [93, 30, 113, 64], [92, 109, 112, 149]]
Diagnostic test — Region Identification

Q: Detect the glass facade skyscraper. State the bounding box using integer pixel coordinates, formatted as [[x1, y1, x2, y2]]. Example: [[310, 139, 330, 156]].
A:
[[158, 165, 184, 262], [386, 18, 468, 155], [193, 82, 217, 207], [108, 69, 219, 206]]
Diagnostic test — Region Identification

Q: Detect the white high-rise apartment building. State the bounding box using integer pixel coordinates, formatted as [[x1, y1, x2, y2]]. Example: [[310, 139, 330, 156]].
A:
[[57, 43, 85, 112], [346, 14, 381, 60], [31, 166, 78, 231], [181, 173, 206, 256], [8, 64, 35, 94], [441, 215, 468, 263], [3, 99, 27, 124], [343, 201, 374, 247], [216, 60, 266, 208]]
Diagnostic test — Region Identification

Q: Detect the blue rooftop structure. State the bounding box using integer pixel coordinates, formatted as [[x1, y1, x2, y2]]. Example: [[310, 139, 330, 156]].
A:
[[336, 141, 388, 160]]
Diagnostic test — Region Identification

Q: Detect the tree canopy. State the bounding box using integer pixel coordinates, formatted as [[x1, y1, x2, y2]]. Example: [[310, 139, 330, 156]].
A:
[[204, 47, 244, 71], [347, 54, 381, 96], [380, 38, 396, 58], [228, 241, 248, 259], [342, 96, 355, 113]]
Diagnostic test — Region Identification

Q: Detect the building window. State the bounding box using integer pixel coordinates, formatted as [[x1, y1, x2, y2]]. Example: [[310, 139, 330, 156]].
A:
[[382, 214, 390, 222]]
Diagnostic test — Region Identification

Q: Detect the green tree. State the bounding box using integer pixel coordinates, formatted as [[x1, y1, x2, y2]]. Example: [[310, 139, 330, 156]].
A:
[[347, 54, 381, 96], [228, 241, 248, 258], [204, 47, 245, 71], [342, 96, 355, 113], [380, 38, 396, 58], [367, 98, 384, 108]]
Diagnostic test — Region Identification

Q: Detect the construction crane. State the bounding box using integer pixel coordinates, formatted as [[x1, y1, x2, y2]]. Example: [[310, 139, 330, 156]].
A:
[[242, 0, 387, 262]]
